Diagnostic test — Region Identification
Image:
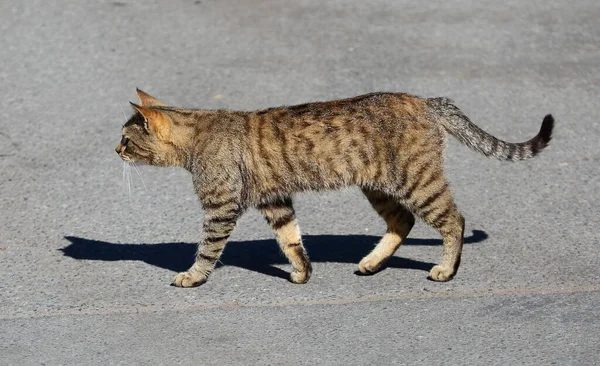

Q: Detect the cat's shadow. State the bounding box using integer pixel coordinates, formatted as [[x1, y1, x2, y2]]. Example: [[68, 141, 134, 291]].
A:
[[60, 230, 488, 280]]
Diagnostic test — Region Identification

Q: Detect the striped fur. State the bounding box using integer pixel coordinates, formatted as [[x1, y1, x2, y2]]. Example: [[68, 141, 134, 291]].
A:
[[427, 97, 554, 161], [116, 89, 554, 287]]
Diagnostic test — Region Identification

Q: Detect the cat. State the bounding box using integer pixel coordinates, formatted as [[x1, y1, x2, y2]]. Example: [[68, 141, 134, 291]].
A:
[[115, 88, 554, 287]]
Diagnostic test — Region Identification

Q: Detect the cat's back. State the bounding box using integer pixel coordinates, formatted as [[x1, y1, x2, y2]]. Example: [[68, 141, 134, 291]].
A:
[[250, 92, 426, 126], [242, 92, 431, 144], [239, 92, 439, 195]]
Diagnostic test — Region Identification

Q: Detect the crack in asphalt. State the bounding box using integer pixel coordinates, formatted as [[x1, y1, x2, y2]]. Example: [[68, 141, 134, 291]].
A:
[[2, 284, 599, 321]]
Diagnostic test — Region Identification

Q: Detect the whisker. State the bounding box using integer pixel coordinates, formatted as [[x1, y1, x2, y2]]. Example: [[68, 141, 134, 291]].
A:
[[126, 164, 132, 202], [122, 161, 127, 198], [131, 162, 147, 190], [122, 162, 132, 203], [120, 106, 128, 124]]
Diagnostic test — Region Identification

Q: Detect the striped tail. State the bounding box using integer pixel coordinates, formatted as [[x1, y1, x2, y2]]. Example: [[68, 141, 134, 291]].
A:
[[427, 97, 554, 161]]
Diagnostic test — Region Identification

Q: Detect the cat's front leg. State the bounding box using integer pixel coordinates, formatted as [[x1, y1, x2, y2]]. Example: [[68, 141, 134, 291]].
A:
[[259, 196, 312, 284], [172, 200, 244, 287]]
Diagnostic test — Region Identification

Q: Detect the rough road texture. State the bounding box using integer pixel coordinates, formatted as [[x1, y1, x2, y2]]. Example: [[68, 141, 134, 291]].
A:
[[1, 0, 599, 364]]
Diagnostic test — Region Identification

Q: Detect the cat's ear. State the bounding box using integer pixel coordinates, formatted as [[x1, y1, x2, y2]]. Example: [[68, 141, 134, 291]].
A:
[[130, 102, 170, 138], [136, 88, 166, 107]]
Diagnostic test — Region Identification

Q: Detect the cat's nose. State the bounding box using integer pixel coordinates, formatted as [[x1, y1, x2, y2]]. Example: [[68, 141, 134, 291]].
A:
[[115, 145, 123, 154]]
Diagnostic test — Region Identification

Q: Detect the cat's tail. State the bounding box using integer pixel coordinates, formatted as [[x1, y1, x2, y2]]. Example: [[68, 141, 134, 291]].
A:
[[427, 97, 554, 161]]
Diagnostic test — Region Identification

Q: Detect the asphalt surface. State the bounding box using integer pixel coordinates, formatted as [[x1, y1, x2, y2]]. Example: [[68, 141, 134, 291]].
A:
[[1, 0, 599, 365]]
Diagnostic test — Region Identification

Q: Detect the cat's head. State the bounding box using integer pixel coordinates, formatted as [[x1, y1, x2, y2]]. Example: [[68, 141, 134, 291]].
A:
[[115, 89, 187, 167]]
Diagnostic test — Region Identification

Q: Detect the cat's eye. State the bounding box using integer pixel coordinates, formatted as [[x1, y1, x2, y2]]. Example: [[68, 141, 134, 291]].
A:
[[120, 136, 129, 146]]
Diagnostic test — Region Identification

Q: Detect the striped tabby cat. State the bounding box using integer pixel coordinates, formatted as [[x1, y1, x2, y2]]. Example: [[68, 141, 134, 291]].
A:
[[115, 89, 553, 287]]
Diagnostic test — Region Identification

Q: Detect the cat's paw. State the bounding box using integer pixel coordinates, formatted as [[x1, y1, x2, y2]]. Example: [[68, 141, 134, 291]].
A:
[[290, 264, 312, 284], [357, 255, 383, 274], [428, 265, 455, 282], [290, 270, 310, 284], [172, 271, 207, 287]]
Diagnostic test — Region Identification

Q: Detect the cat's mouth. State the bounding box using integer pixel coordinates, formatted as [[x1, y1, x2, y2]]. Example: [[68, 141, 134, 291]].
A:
[[116, 149, 133, 163], [115, 137, 152, 165], [115, 146, 148, 165], [115, 136, 130, 160]]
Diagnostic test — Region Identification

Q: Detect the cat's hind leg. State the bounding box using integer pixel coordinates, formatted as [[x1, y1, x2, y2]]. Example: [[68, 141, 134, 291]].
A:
[[398, 174, 464, 282], [417, 195, 464, 282], [259, 196, 312, 284], [358, 189, 415, 274]]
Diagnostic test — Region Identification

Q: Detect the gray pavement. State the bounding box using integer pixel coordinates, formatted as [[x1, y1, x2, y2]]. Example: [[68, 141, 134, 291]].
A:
[[1, 0, 599, 364]]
